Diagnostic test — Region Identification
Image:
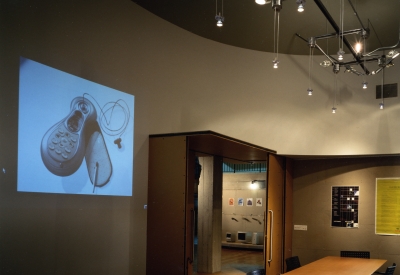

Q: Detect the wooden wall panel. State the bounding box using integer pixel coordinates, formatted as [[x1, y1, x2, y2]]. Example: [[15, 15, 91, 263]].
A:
[[185, 150, 196, 275], [147, 136, 187, 275], [284, 158, 294, 271], [266, 154, 285, 275]]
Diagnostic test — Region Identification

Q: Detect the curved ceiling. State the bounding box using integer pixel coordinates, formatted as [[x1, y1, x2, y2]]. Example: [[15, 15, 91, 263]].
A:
[[133, 0, 400, 56]]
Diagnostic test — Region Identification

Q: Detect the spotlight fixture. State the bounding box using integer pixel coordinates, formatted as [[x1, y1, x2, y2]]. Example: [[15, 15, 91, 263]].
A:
[[362, 81, 368, 89], [296, 0, 305, 12], [272, 58, 279, 68], [337, 49, 345, 61], [215, 0, 224, 27], [215, 14, 224, 27]]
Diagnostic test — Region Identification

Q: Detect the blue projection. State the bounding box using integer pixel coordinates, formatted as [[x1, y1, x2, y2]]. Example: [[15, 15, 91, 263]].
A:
[[18, 57, 134, 196]]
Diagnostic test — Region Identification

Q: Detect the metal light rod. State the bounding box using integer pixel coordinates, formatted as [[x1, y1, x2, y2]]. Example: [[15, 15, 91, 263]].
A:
[[313, 28, 365, 41], [346, 0, 367, 31]]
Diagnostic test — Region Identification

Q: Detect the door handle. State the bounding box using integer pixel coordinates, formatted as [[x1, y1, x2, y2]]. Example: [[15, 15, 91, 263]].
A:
[[268, 209, 273, 263], [190, 208, 195, 264]]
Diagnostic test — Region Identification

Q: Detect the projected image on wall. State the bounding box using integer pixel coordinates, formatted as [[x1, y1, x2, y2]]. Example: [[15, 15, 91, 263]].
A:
[[18, 57, 134, 196]]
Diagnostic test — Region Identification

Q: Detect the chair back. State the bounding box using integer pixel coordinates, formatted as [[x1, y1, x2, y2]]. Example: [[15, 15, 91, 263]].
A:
[[246, 269, 265, 275], [385, 264, 396, 275], [286, 256, 301, 272], [340, 251, 370, 259]]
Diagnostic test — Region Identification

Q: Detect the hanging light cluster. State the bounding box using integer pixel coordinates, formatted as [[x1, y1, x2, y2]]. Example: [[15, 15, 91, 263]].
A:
[[215, 0, 400, 112], [294, 0, 400, 112]]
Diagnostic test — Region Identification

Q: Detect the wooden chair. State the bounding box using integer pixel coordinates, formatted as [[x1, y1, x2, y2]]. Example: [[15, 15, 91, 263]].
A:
[[286, 256, 301, 272], [340, 250, 370, 259]]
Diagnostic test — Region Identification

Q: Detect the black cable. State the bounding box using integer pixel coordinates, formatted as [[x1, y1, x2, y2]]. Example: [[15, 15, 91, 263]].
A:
[[82, 93, 131, 140]]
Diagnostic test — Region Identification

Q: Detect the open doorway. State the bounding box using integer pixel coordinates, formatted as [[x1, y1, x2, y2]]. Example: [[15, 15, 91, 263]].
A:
[[193, 159, 266, 274], [146, 131, 279, 275]]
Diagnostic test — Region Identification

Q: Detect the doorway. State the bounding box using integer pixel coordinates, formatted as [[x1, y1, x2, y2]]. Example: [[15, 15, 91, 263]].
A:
[[193, 158, 266, 274]]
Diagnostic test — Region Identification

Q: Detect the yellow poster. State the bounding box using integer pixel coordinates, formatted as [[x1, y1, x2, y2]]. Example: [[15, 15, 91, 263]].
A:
[[376, 178, 400, 235]]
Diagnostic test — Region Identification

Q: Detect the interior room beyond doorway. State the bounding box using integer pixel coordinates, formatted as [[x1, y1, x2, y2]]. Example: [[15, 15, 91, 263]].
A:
[[194, 159, 266, 275]]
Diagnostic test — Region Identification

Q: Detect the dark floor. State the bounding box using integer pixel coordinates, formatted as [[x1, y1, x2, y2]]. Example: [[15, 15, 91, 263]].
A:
[[195, 247, 264, 275]]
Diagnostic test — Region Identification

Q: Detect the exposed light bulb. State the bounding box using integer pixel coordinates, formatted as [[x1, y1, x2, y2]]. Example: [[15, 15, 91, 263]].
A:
[[355, 43, 362, 53], [217, 20, 223, 27], [332, 107, 337, 114], [307, 88, 313, 96], [298, 3, 304, 12], [379, 103, 384, 109], [362, 81, 368, 89], [255, 0, 267, 4]]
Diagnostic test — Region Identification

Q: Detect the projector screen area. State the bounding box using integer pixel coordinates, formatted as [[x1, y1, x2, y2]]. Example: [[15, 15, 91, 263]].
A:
[[18, 57, 135, 196]]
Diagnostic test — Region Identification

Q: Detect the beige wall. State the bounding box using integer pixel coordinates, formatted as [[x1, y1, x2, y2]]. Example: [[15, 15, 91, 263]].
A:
[[2, 0, 400, 274], [292, 157, 400, 274]]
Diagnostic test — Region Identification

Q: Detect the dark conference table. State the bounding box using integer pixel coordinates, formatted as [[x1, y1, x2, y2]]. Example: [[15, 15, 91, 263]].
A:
[[285, 256, 387, 275]]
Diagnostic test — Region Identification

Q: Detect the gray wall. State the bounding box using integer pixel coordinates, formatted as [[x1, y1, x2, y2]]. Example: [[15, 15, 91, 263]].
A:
[[293, 157, 400, 274], [222, 173, 266, 240], [1, 0, 400, 274]]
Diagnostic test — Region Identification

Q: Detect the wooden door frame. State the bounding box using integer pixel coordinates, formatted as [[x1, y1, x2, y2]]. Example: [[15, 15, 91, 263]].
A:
[[265, 154, 293, 275]]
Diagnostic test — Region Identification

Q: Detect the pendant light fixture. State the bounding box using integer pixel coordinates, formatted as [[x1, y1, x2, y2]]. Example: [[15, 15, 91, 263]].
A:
[[272, 0, 282, 69], [337, 0, 345, 61], [215, 0, 224, 27], [361, 30, 368, 89], [380, 66, 385, 109], [307, 46, 314, 95], [296, 0, 305, 12], [332, 64, 340, 113]]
